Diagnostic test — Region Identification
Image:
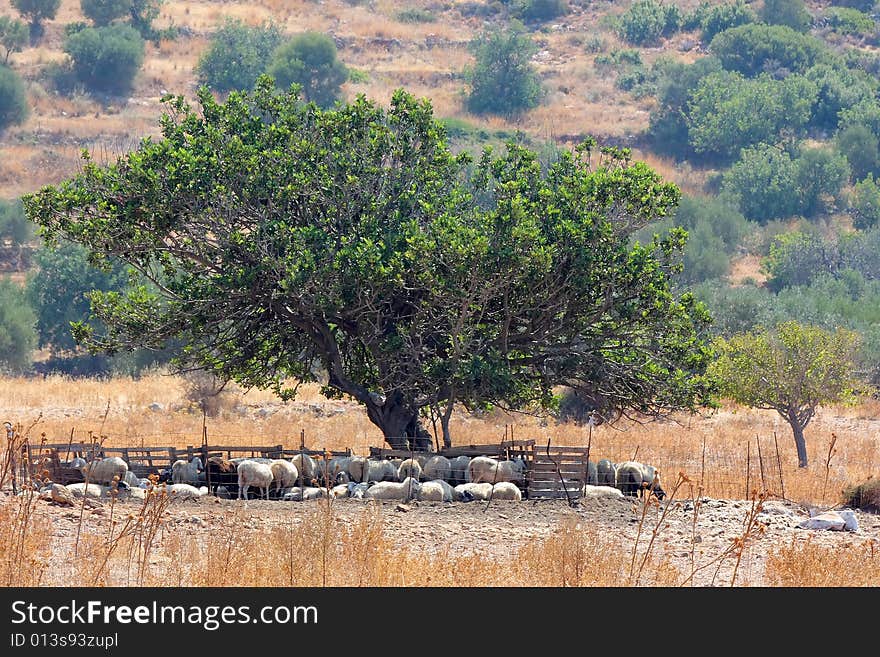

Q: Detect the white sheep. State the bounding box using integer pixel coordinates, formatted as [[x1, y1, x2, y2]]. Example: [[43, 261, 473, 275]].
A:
[[123, 470, 142, 488], [364, 476, 421, 501], [582, 484, 625, 500], [281, 486, 329, 501], [237, 460, 274, 500], [422, 455, 452, 482], [78, 456, 128, 485], [597, 459, 617, 487], [68, 457, 87, 469], [397, 458, 422, 482], [454, 482, 494, 501], [348, 456, 368, 483], [270, 459, 300, 496], [347, 482, 371, 499], [331, 484, 350, 498], [418, 479, 455, 502], [291, 453, 318, 484], [171, 457, 204, 486], [491, 482, 522, 501], [366, 459, 397, 483], [468, 456, 525, 485], [64, 482, 105, 499], [586, 460, 598, 485], [165, 483, 208, 499], [615, 461, 665, 500], [447, 456, 471, 485]]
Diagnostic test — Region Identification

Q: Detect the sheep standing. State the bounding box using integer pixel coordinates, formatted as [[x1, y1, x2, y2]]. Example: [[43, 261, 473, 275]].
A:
[[171, 457, 204, 486], [422, 455, 452, 482], [397, 458, 422, 482], [348, 456, 368, 483], [586, 460, 598, 486], [448, 456, 471, 486], [270, 460, 300, 497], [291, 453, 318, 485], [615, 461, 665, 500], [597, 459, 617, 487], [237, 460, 274, 500], [468, 456, 525, 485], [78, 457, 128, 485], [206, 456, 238, 497], [366, 459, 397, 483]]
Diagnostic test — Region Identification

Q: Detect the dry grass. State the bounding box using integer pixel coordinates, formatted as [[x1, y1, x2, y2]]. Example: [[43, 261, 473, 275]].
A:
[[765, 538, 880, 586]]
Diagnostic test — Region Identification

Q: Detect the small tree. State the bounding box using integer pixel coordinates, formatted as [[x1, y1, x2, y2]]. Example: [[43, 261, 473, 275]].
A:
[[0, 197, 32, 244], [63, 24, 144, 95], [197, 19, 282, 93], [721, 144, 801, 222], [850, 175, 880, 230], [711, 322, 861, 468], [795, 147, 850, 218], [10, 0, 61, 45], [617, 0, 680, 46], [0, 64, 28, 133], [699, 1, 756, 44], [80, 0, 133, 26], [0, 15, 28, 64], [465, 21, 542, 117], [267, 32, 348, 108], [0, 277, 37, 372], [836, 124, 880, 181], [760, 0, 812, 33]]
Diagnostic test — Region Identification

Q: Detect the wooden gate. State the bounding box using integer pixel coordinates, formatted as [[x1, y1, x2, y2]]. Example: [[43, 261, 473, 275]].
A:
[[527, 444, 591, 500]]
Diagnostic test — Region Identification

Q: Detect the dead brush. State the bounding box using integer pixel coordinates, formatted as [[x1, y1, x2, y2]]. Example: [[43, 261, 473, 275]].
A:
[[628, 471, 689, 586], [766, 537, 880, 586]]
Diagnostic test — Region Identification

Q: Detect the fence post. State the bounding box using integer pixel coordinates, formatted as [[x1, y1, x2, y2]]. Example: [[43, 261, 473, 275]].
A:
[[773, 431, 785, 500], [756, 435, 766, 493], [745, 441, 750, 500]]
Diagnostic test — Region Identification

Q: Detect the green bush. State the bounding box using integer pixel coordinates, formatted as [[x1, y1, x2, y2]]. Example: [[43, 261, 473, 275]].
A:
[[691, 280, 773, 336], [698, 1, 756, 44], [842, 478, 880, 512], [760, 0, 812, 33], [708, 23, 829, 77], [80, 0, 132, 26], [267, 32, 348, 108], [63, 24, 144, 95], [838, 99, 880, 136], [837, 124, 880, 181], [0, 198, 32, 244], [0, 278, 36, 372], [395, 8, 436, 23], [0, 15, 29, 64], [513, 0, 568, 22], [795, 147, 850, 218], [0, 64, 28, 131], [850, 175, 880, 230], [686, 72, 817, 161], [806, 64, 878, 132], [722, 144, 801, 222], [10, 0, 60, 44], [673, 195, 749, 250], [197, 19, 283, 93], [616, 0, 680, 46], [465, 21, 542, 117], [762, 230, 836, 291], [823, 7, 876, 36]]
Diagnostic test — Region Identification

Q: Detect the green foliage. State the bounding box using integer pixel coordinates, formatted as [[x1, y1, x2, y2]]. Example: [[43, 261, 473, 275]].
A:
[[760, 0, 812, 33], [842, 478, 880, 513], [0, 278, 36, 372], [686, 72, 817, 161], [465, 21, 542, 117], [819, 143, 862, 194], [823, 7, 876, 36], [128, 0, 166, 42], [0, 64, 28, 132], [837, 98, 880, 136], [63, 24, 145, 95], [0, 15, 28, 64], [762, 230, 837, 291], [692, 281, 773, 336], [23, 81, 716, 445], [196, 19, 283, 93], [831, 0, 876, 10], [395, 8, 436, 23], [10, 0, 60, 44], [795, 146, 850, 218], [805, 64, 878, 132], [850, 175, 880, 230], [80, 0, 132, 26], [616, 0, 680, 46], [708, 23, 829, 77], [673, 194, 749, 251], [267, 32, 348, 108], [0, 198, 32, 244], [709, 321, 861, 466], [721, 144, 800, 222], [699, 1, 756, 44], [512, 0, 568, 22]]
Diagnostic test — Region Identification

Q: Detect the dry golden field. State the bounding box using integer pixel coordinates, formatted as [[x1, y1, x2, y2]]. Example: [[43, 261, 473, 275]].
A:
[[1, 373, 879, 587]]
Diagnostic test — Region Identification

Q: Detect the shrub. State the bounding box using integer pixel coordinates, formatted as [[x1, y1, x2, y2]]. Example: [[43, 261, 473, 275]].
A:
[[10, 0, 60, 44], [823, 7, 876, 36], [699, 1, 756, 44], [616, 0, 680, 46], [513, 0, 568, 22], [465, 21, 542, 117], [196, 19, 283, 93], [829, 0, 876, 14], [395, 8, 436, 23], [837, 125, 880, 181], [722, 143, 800, 222], [850, 175, 880, 230], [760, 0, 812, 33], [0, 15, 28, 64], [0, 198, 32, 244], [842, 478, 880, 512], [806, 64, 878, 132], [80, 0, 132, 26], [762, 230, 837, 291], [0, 278, 36, 372], [267, 32, 348, 108], [795, 147, 850, 218], [708, 23, 829, 77], [673, 195, 749, 250], [63, 24, 144, 95], [0, 64, 28, 131]]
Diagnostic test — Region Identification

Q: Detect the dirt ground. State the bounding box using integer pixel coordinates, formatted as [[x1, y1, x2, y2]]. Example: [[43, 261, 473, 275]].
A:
[[27, 490, 880, 587]]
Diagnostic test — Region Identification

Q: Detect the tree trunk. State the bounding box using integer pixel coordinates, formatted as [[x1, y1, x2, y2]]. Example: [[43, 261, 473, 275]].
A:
[[363, 391, 433, 451], [787, 411, 809, 468], [440, 398, 454, 450]]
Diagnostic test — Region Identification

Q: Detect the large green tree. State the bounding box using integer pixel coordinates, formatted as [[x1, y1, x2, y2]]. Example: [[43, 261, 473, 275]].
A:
[[10, 0, 60, 44], [24, 79, 716, 448], [710, 322, 861, 467]]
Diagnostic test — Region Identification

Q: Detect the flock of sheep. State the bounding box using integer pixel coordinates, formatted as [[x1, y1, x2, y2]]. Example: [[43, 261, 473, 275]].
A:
[[36, 452, 666, 505]]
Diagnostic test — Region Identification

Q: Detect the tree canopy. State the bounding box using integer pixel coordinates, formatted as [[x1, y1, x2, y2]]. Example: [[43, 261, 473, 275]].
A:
[[24, 79, 716, 448]]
